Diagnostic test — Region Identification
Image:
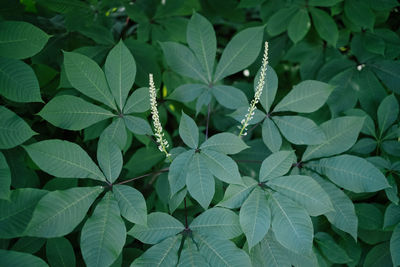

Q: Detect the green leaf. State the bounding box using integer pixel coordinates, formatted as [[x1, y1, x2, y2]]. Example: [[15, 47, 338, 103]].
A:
[[302, 116, 365, 161], [364, 242, 392, 267], [97, 137, 122, 183], [0, 152, 10, 199], [267, 175, 333, 216], [274, 80, 333, 113], [273, 116, 326, 145], [132, 235, 181, 267], [0, 188, 47, 238], [262, 118, 282, 152], [178, 238, 209, 267], [190, 207, 242, 240], [315, 232, 351, 264], [0, 106, 35, 149], [218, 177, 257, 209], [123, 115, 153, 135], [128, 212, 184, 244], [270, 193, 313, 254], [0, 21, 49, 59], [113, 184, 147, 225], [11, 236, 45, 254], [169, 150, 195, 195], [25, 186, 102, 237], [370, 60, 400, 94], [81, 192, 126, 267], [46, 237, 76, 267], [288, 9, 310, 43], [186, 153, 215, 209], [0, 249, 48, 267], [214, 26, 264, 82], [35, 0, 88, 13], [24, 139, 106, 181], [312, 155, 389, 192], [259, 151, 295, 182], [308, 0, 343, 6], [179, 111, 199, 149], [187, 12, 216, 82], [105, 40, 136, 110], [344, 0, 375, 30], [309, 8, 339, 46], [267, 7, 298, 36], [200, 149, 242, 184], [161, 42, 208, 83], [167, 84, 207, 102], [378, 94, 399, 136], [250, 232, 291, 267], [212, 85, 248, 109], [100, 118, 127, 150], [311, 174, 358, 240], [39, 95, 115, 130], [200, 133, 249, 154], [391, 224, 400, 266], [63, 51, 116, 110], [195, 233, 252, 267], [0, 57, 42, 102], [240, 187, 270, 248], [355, 203, 383, 230], [384, 204, 400, 228], [123, 87, 150, 114], [256, 65, 278, 113]]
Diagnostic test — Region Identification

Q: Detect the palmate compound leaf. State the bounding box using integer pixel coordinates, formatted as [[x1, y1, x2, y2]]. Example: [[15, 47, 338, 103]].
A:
[[178, 237, 209, 267], [0, 106, 36, 149], [273, 80, 333, 113], [195, 233, 252, 267], [0, 188, 47, 238], [302, 116, 365, 161], [128, 212, 184, 244], [38, 95, 115, 130], [105, 39, 136, 110], [266, 175, 334, 216], [200, 149, 242, 184], [97, 136, 122, 183], [113, 184, 147, 225], [309, 154, 390, 193], [46, 237, 76, 267], [259, 150, 296, 182], [24, 186, 103, 237], [0, 249, 48, 267], [200, 133, 249, 155], [270, 192, 313, 254], [239, 187, 271, 248], [218, 176, 258, 209], [24, 139, 106, 181], [132, 235, 182, 267], [81, 192, 126, 267], [179, 111, 199, 149], [190, 207, 242, 240]]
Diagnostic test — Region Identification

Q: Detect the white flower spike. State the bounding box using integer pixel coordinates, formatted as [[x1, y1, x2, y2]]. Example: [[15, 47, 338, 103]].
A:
[[149, 74, 171, 158], [238, 41, 269, 137]]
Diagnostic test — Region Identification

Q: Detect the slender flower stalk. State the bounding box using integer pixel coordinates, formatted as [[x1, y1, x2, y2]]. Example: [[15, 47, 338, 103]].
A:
[[238, 41, 269, 137], [149, 74, 171, 158]]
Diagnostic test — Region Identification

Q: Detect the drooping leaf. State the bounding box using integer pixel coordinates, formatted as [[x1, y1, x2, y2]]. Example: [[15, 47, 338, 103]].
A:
[[287, 9, 310, 43], [97, 137, 122, 183], [315, 232, 351, 264], [262, 118, 282, 152], [377, 94, 399, 136], [81, 192, 126, 267], [200, 149, 242, 184], [132, 235, 182, 267], [113, 184, 147, 225], [259, 151, 295, 182], [0, 152, 10, 199], [123, 87, 150, 114], [179, 111, 199, 149], [178, 237, 209, 267], [46, 237, 76, 267], [128, 212, 184, 244], [200, 133, 249, 154], [267, 175, 333, 216], [0, 57, 42, 102], [25, 186, 103, 237], [311, 155, 389, 193], [63, 51, 116, 110], [273, 116, 326, 145], [24, 139, 106, 181], [214, 26, 264, 82], [0, 21, 49, 59], [270, 193, 313, 254], [309, 7, 338, 46], [187, 12, 216, 82], [0, 249, 48, 267], [302, 116, 364, 161], [240, 187, 271, 248], [186, 153, 215, 209], [169, 150, 195, 195], [105, 40, 136, 110], [274, 80, 333, 113], [38, 95, 115, 130], [123, 115, 153, 135], [212, 85, 248, 109], [190, 207, 241, 240]]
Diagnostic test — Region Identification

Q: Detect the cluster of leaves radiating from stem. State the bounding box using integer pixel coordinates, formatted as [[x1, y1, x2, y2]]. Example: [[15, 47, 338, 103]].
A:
[[239, 41, 269, 137], [149, 73, 171, 158]]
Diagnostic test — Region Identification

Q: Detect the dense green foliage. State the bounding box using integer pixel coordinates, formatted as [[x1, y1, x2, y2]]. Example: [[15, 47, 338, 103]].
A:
[[1, 0, 400, 266]]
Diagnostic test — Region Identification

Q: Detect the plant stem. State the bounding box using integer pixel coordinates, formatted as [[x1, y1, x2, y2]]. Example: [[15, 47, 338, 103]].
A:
[[116, 167, 169, 185]]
